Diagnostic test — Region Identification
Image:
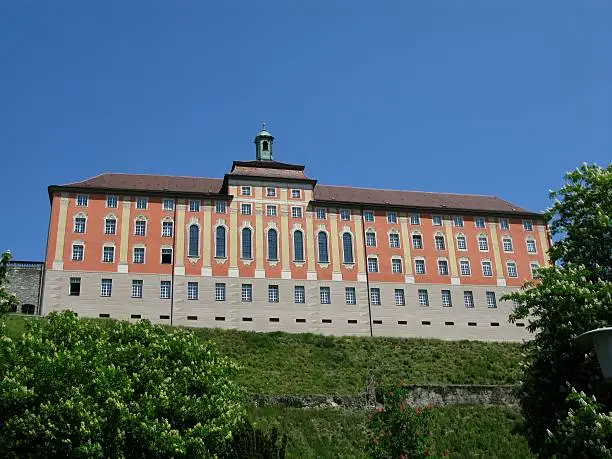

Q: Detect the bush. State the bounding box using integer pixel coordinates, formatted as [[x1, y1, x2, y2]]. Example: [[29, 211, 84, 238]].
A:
[[0, 311, 245, 458], [222, 418, 287, 458]]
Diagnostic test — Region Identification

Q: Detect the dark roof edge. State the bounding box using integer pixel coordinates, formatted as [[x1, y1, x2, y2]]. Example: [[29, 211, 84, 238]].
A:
[[222, 173, 317, 189], [231, 160, 306, 171], [47, 185, 232, 203]]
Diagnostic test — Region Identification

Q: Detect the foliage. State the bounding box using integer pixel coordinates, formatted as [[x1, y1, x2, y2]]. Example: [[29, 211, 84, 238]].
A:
[[546, 388, 612, 458], [221, 418, 287, 458], [366, 386, 437, 458], [0, 311, 245, 458], [0, 251, 18, 318], [506, 163, 612, 456]]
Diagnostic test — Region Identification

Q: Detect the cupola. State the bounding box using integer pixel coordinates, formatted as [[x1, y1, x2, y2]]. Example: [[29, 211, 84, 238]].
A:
[[255, 123, 274, 161]]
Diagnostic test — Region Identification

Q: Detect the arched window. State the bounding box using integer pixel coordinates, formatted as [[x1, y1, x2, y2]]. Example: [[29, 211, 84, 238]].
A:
[[293, 230, 304, 262], [318, 231, 329, 263], [342, 233, 354, 263], [262, 140, 269, 151], [215, 226, 226, 258], [478, 235, 489, 251], [242, 227, 252, 259], [188, 224, 199, 257], [267, 228, 278, 260]]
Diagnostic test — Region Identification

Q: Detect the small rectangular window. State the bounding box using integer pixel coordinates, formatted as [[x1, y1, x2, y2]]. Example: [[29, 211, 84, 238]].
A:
[[503, 237, 514, 252], [162, 221, 174, 237], [294, 286, 305, 304], [322, 319, 332, 324], [348, 319, 358, 324], [456, 235, 467, 250], [106, 195, 118, 208], [373, 320, 383, 325], [530, 262, 540, 278], [345, 287, 356, 305], [187, 316, 197, 321], [464, 291, 474, 308], [291, 207, 302, 218], [367, 257, 379, 273], [135, 220, 146, 236], [160, 315, 170, 320], [453, 216, 464, 227], [69, 277, 81, 296], [415, 259, 426, 275], [242, 284, 253, 302], [291, 189, 301, 199], [391, 259, 403, 274], [136, 197, 148, 209], [366, 232, 377, 247], [370, 288, 381, 305], [435, 235, 445, 250], [105, 218, 116, 235], [486, 291, 497, 308], [460, 260, 471, 276], [189, 200, 200, 212], [216, 201, 226, 214], [523, 220, 533, 231], [215, 283, 226, 301], [526, 239, 537, 253], [100, 279, 112, 297], [133, 247, 145, 264], [394, 289, 405, 306], [161, 248, 173, 264], [432, 215, 443, 226], [240, 203, 252, 215], [266, 187, 276, 197], [389, 233, 400, 248], [99, 313, 110, 318], [163, 199, 175, 211], [132, 280, 143, 298], [188, 282, 199, 300], [482, 261, 493, 277], [438, 259, 449, 275], [410, 213, 420, 225], [131, 314, 141, 319], [160, 281, 171, 299], [320, 286, 331, 304], [387, 212, 397, 223], [268, 285, 279, 303], [266, 205, 277, 217], [72, 244, 84, 261], [241, 186, 251, 196], [507, 261, 518, 278], [243, 317, 253, 322], [340, 209, 351, 221], [441, 289, 452, 307], [412, 234, 423, 249], [316, 208, 326, 219], [76, 195, 88, 207], [499, 218, 510, 230], [103, 246, 115, 263], [475, 217, 486, 228], [364, 210, 374, 222], [74, 217, 86, 234], [418, 289, 429, 306]]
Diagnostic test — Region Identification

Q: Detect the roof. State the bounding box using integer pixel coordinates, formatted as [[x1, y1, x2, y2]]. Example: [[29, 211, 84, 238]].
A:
[[50, 172, 541, 217]]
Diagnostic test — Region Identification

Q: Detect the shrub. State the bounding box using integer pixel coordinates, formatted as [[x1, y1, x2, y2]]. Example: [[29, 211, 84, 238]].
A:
[[0, 311, 245, 458], [222, 418, 287, 458]]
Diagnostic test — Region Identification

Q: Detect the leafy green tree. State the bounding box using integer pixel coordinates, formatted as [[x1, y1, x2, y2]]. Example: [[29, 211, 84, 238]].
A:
[[0, 250, 18, 317], [506, 163, 612, 456], [0, 311, 245, 458]]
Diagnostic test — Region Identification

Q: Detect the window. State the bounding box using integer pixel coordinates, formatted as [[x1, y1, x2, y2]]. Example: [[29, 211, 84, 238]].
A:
[[418, 289, 429, 306], [387, 212, 397, 224], [460, 260, 471, 276], [507, 261, 518, 277], [241, 203, 252, 215], [241, 227, 253, 259], [412, 234, 423, 249], [100, 279, 112, 297], [364, 210, 374, 222], [162, 221, 174, 237], [266, 187, 276, 197], [316, 208, 326, 219], [294, 286, 305, 304], [163, 199, 174, 211], [503, 237, 513, 252], [486, 291, 497, 308], [320, 287, 331, 304], [366, 231, 376, 247], [187, 282, 198, 300], [69, 277, 81, 296], [367, 257, 379, 273], [342, 233, 354, 263], [433, 215, 443, 226], [133, 247, 145, 264], [160, 281, 171, 299], [241, 284, 252, 302], [266, 205, 277, 217], [464, 291, 474, 308], [291, 189, 301, 199], [189, 200, 200, 212], [523, 220, 533, 231], [410, 213, 420, 225], [435, 235, 445, 250], [72, 244, 84, 261], [340, 209, 351, 221], [482, 260, 493, 277], [389, 233, 400, 248], [526, 239, 537, 253], [77, 195, 88, 206], [267, 228, 278, 260], [345, 287, 356, 305], [161, 248, 172, 264], [215, 226, 226, 258], [74, 217, 86, 233], [438, 259, 449, 275], [395, 289, 405, 306], [441, 290, 452, 307], [475, 217, 486, 228], [136, 197, 147, 209], [188, 224, 199, 257], [453, 216, 464, 227], [318, 232, 329, 263], [268, 285, 279, 303], [106, 195, 118, 208], [392, 258, 403, 273], [291, 207, 302, 218], [370, 288, 381, 305], [132, 280, 143, 298], [456, 234, 467, 250], [499, 218, 510, 230], [216, 201, 226, 214], [103, 246, 115, 263], [241, 186, 251, 196], [530, 262, 540, 277], [215, 283, 226, 301], [293, 230, 305, 262], [415, 259, 426, 274], [135, 220, 146, 236], [478, 235, 489, 251]]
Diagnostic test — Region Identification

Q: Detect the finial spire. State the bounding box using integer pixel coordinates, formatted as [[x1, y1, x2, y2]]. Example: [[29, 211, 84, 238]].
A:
[[261, 121, 266, 131]]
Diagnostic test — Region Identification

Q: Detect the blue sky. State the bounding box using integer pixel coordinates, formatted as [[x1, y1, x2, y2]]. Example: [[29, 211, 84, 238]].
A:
[[1, 1, 610, 260]]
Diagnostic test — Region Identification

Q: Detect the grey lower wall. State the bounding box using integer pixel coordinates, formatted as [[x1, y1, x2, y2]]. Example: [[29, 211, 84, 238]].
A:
[[6, 262, 44, 314]]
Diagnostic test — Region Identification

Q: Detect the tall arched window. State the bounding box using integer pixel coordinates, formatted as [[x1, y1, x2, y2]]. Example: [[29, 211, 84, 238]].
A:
[[188, 224, 199, 257], [242, 227, 252, 259], [215, 226, 226, 258], [293, 230, 304, 262], [267, 228, 278, 260], [262, 140, 269, 151], [318, 231, 329, 263], [342, 232, 354, 263]]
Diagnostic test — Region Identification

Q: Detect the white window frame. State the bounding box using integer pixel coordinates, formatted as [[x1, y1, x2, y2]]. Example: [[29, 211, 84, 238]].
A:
[[370, 288, 381, 305], [268, 285, 280, 303], [215, 201, 226, 214], [161, 247, 173, 264], [456, 234, 467, 250], [74, 216, 86, 234], [414, 258, 426, 275], [526, 238, 537, 253], [412, 234, 423, 249], [464, 291, 474, 308], [523, 219, 533, 231], [434, 234, 445, 251], [502, 237, 514, 252], [475, 217, 486, 228], [499, 218, 510, 230], [391, 258, 403, 274], [530, 262, 540, 277], [367, 257, 379, 273], [507, 261, 518, 278], [387, 212, 397, 224], [135, 219, 146, 236], [162, 220, 174, 237], [291, 206, 302, 218], [72, 244, 84, 261], [241, 186, 251, 196], [163, 199, 175, 211], [136, 197, 148, 209], [76, 194, 89, 207], [345, 287, 356, 305], [241, 284, 253, 302], [453, 216, 464, 227], [215, 283, 226, 301], [438, 259, 449, 276], [432, 215, 443, 226], [418, 289, 429, 306], [389, 232, 400, 248], [291, 189, 301, 199], [394, 289, 405, 306], [266, 205, 277, 217], [363, 210, 374, 222], [160, 281, 172, 299], [241, 203, 252, 215], [478, 235, 489, 252], [102, 246, 115, 263], [104, 218, 116, 235], [486, 291, 497, 308], [316, 208, 327, 220], [187, 282, 199, 300], [482, 260, 493, 277], [340, 209, 351, 221], [106, 195, 118, 208], [189, 200, 200, 212], [266, 187, 276, 197], [132, 279, 143, 299], [366, 231, 377, 247], [100, 278, 112, 297], [133, 247, 145, 264], [410, 213, 421, 225], [441, 289, 452, 307], [460, 259, 471, 276], [294, 285, 305, 304], [320, 286, 331, 304]]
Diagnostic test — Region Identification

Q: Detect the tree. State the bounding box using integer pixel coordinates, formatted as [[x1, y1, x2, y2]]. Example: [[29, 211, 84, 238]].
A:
[[506, 163, 612, 457], [0, 250, 18, 317], [0, 311, 245, 457]]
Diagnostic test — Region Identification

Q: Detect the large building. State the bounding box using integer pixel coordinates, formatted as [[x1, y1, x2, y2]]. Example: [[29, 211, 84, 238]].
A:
[[43, 128, 549, 341]]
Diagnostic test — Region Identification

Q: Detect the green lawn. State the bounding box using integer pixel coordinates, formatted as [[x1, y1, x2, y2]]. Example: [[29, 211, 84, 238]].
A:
[[3, 314, 522, 394], [248, 405, 533, 458]]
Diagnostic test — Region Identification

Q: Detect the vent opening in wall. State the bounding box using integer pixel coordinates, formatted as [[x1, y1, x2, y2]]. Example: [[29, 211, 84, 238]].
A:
[[187, 316, 197, 320], [516, 322, 525, 327], [159, 315, 170, 320], [348, 319, 357, 324], [242, 317, 253, 322], [215, 316, 225, 321], [322, 319, 332, 324], [296, 318, 306, 323], [398, 320, 407, 325], [269, 317, 280, 322], [373, 320, 382, 325], [491, 322, 500, 327], [99, 313, 110, 318], [130, 314, 141, 319], [468, 322, 477, 326], [445, 321, 454, 326], [421, 320, 431, 326]]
